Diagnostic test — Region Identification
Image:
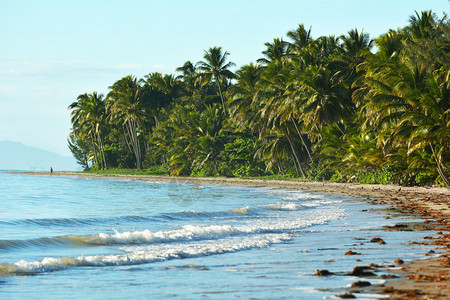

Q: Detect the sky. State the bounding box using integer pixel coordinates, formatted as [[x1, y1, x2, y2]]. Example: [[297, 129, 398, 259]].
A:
[[0, 0, 448, 157]]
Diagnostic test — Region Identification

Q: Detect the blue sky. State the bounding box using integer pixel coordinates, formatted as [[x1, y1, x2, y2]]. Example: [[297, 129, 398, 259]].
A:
[[0, 0, 448, 156]]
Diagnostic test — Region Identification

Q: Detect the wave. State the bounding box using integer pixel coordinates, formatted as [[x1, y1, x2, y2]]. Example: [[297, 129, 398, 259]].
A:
[[0, 215, 174, 229], [265, 202, 305, 211], [177, 206, 256, 217], [0, 206, 344, 251], [0, 196, 339, 235], [0, 233, 290, 275]]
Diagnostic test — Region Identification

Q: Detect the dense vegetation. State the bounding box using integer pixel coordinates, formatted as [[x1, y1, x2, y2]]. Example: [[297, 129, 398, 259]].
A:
[[68, 10, 449, 186]]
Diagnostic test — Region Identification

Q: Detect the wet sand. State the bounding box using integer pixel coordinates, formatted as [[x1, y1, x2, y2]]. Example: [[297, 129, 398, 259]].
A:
[[15, 171, 450, 299]]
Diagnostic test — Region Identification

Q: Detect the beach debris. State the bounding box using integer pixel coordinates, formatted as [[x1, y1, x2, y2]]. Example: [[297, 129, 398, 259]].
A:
[[369, 237, 386, 244], [313, 269, 334, 276], [182, 264, 209, 270], [335, 292, 356, 298], [383, 287, 425, 298], [394, 258, 404, 265], [407, 274, 448, 282], [350, 280, 371, 287], [350, 266, 376, 276], [380, 274, 399, 279], [345, 251, 361, 256], [384, 223, 408, 230]]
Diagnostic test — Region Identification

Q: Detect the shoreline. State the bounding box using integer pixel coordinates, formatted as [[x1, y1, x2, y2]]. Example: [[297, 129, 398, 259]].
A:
[[11, 171, 450, 299]]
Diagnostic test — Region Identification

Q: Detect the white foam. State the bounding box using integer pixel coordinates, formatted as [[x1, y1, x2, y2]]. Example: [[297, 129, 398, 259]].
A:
[[0, 234, 290, 275], [230, 206, 252, 215], [266, 202, 303, 211], [0, 202, 345, 275], [77, 206, 344, 246]]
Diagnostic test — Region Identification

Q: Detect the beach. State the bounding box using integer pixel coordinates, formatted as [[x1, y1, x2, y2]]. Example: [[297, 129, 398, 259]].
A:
[[15, 171, 450, 299]]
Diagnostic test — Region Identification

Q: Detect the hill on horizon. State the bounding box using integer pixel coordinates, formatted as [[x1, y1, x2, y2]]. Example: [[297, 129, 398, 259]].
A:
[[0, 141, 79, 171]]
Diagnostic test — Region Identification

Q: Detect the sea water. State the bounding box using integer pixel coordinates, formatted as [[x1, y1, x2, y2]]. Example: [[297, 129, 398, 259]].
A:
[[0, 172, 436, 299]]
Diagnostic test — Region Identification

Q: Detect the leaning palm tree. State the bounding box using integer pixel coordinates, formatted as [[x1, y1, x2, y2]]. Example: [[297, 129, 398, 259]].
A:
[[198, 46, 236, 114], [107, 75, 147, 169], [363, 62, 450, 186]]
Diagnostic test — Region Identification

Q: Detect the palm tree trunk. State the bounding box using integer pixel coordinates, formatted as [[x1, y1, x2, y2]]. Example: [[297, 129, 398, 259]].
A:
[[97, 131, 107, 170], [123, 125, 133, 152], [90, 132, 100, 169], [429, 143, 450, 187], [315, 124, 323, 140], [292, 118, 313, 163], [290, 152, 300, 176], [127, 118, 142, 170], [283, 126, 307, 178], [216, 81, 227, 115], [126, 120, 137, 168], [335, 121, 345, 135], [277, 161, 284, 174]]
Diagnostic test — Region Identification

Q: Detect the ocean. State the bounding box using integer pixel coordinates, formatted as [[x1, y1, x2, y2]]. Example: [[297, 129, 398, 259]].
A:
[[0, 172, 435, 299]]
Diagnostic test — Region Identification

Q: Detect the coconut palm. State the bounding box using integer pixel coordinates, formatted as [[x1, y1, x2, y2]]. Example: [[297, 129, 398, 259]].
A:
[[257, 38, 288, 65], [68, 92, 107, 170], [362, 51, 449, 186], [107, 75, 147, 169], [198, 47, 236, 114], [228, 63, 261, 127], [300, 66, 353, 135], [339, 29, 373, 69], [286, 24, 313, 55], [254, 60, 308, 177], [176, 60, 201, 95]]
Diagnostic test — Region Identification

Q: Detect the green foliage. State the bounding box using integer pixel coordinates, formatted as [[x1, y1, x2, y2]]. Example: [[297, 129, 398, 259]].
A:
[[352, 165, 398, 184], [218, 135, 265, 178], [306, 164, 336, 181], [414, 172, 434, 186], [67, 10, 449, 187], [67, 135, 91, 170], [88, 165, 169, 176], [190, 162, 217, 177]]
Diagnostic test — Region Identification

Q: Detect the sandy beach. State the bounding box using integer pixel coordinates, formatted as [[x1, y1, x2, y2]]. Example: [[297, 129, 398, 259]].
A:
[[17, 171, 450, 299]]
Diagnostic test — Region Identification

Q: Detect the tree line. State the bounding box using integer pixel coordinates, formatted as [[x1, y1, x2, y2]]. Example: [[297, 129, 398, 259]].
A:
[[68, 10, 449, 186]]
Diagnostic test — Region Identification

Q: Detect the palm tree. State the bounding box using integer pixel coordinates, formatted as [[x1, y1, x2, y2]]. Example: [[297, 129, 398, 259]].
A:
[[176, 60, 201, 95], [362, 53, 450, 186], [300, 66, 353, 135], [192, 105, 225, 174], [228, 63, 261, 127], [286, 24, 313, 54], [67, 134, 91, 171], [255, 60, 308, 177], [257, 38, 288, 65], [337, 29, 373, 86], [198, 47, 236, 114], [407, 10, 437, 39], [107, 75, 147, 169], [68, 92, 107, 170]]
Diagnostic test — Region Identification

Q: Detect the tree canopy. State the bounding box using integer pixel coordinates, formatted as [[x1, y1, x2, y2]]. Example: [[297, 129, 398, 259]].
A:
[[68, 10, 449, 186]]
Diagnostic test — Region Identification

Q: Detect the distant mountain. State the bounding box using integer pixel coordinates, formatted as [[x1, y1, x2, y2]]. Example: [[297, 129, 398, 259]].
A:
[[0, 141, 79, 171]]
